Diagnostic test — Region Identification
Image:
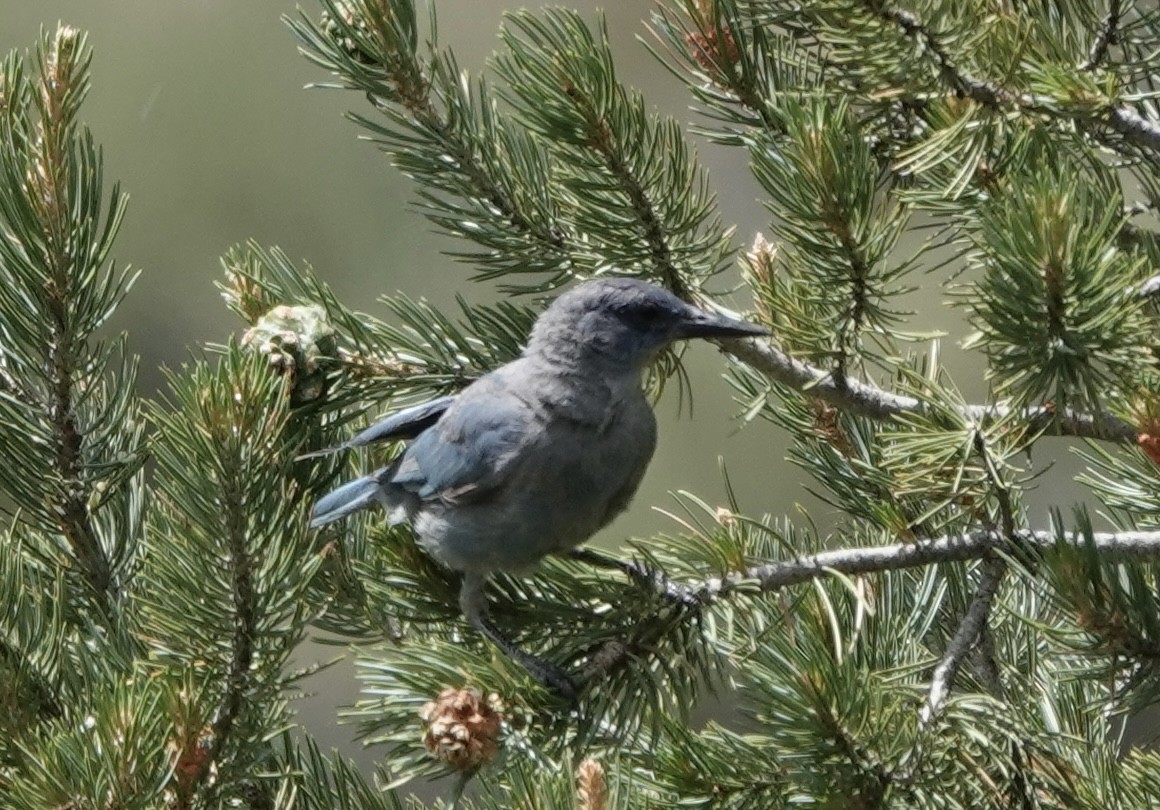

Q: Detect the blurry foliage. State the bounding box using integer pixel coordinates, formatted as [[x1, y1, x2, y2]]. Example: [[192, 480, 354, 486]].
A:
[[2, 0, 1160, 807]]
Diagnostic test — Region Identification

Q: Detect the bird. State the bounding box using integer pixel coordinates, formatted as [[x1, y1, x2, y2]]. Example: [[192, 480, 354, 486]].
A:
[[309, 277, 769, 695]]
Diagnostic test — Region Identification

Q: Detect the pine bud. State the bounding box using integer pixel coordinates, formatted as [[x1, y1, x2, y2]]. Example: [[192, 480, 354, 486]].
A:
[[220, 265, 274, 325], [576, 757, 608, 810], [684, 27, 739, 74], [1131, 399, 1160, 466], [745, 232, 777, 322], [320, 2, 377, 65]]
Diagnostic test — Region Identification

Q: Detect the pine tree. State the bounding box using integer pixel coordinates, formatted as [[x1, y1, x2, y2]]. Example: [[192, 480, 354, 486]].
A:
[[2, 0, 1160, 807]]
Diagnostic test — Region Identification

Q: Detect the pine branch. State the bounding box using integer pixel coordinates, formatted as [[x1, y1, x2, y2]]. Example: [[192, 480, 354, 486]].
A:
[[0, 27, 147, 618], [32, 36, 111, 600], [830, 215, 871, 389], [165, 405, 264, 809], [919, 417, 1017, 726], [496, 9, 733, 293], [919, 554, 1007, 726], [47, 314, 110, 602], [1081, 0, 1123, 72], [199, 484, 258, 791], [646, 2, 839, 148], [143, 349, 323, 805], [576, 523, 1160, 692], [288, 1, 573, 290], [865, 0, 1160, 156], [866, 1, 998, 104], [586, 109, 686, 298], [718, 333, 1139, 442], [697, 527, 1160, 600]]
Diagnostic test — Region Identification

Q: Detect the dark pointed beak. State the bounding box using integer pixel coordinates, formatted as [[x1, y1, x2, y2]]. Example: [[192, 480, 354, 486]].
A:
[[678, 308, 770, 340]]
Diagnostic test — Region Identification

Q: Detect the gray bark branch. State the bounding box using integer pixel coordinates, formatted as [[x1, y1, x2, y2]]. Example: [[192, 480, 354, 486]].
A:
[[716, 335, 1139, 443]]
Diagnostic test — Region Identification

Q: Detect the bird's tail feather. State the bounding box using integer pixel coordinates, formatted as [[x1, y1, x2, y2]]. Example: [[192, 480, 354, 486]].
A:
[[309, 466, 410, 528]]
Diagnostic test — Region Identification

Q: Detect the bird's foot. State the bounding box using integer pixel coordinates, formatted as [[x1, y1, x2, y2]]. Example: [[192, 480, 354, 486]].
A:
[[462, 580, 580, 701], [494, 634, 579, 701], [568, 549, 704, 610], [525, 658, 579, 701]]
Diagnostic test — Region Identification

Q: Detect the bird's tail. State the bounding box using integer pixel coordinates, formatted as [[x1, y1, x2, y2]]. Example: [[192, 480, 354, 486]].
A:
[[309, 465, 411, 528]]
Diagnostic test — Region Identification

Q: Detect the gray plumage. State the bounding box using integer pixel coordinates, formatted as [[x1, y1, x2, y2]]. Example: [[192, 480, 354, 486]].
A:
[[310, 278, 767, 694]]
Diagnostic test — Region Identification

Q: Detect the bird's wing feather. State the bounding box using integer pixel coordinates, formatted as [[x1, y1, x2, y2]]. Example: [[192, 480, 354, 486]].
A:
[[345, 395, 457, 448], [391, 380, 532, 502], [297, 396, 457, 460]]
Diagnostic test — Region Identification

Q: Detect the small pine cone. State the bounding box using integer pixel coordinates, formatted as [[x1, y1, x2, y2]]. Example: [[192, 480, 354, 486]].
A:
[[419, 687, 503, 771], [241, 304, 337, 404]]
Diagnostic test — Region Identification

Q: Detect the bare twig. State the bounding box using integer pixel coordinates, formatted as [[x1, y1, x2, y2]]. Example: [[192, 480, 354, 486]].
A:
[[698, 528, 1160, 600], [1081, 0, 1123, 72], [717, 334, 1139, 443], [579, 527, 1160, 688], [971, 621, 1005, 700], [1103, 104, 1160, 155], [920, 555, 1008, 726], [918, 428, 1013, 725]]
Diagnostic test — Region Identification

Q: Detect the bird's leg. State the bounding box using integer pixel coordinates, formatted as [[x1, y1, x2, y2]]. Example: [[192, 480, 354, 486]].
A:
[[458, 573, 578, 700], [567, 548, 703, 609]]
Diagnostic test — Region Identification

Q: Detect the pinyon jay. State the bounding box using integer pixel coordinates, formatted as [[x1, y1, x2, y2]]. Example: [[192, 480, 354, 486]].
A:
[[310, 278, 768, 695]]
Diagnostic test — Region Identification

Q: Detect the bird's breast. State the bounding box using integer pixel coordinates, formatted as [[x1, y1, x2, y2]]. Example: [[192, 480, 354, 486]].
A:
[[520, 390, 657, 540]]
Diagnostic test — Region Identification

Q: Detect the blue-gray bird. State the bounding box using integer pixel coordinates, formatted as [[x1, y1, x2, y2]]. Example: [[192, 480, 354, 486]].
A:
[[310, 278, 767, 695]]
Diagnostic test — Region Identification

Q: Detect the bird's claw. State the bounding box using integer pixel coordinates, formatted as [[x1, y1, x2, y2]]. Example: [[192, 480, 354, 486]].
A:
[[532, 662, 579, 701], [569, 548, 703, 610]]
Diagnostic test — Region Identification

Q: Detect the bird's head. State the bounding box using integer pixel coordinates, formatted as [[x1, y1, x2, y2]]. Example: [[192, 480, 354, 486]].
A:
[[526, 278, 769, 369]]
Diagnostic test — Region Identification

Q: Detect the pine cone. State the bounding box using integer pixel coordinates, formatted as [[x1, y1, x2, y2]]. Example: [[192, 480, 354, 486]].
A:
[[241, 304, 336, 404], [419, 687, 503, 771]]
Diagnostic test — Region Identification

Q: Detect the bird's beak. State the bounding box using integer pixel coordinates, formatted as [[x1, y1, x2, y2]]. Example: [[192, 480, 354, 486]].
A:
[[678, 308, 771, 340]]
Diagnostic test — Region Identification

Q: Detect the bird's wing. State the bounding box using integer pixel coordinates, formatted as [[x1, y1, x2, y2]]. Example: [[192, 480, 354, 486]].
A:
[[390, 380, 533, 502], [297, 396, 456, 460], [345, 395, 457, 448]]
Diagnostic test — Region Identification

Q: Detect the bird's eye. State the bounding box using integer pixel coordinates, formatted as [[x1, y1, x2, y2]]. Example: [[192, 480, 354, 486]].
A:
[[626, 304, 666, 328]]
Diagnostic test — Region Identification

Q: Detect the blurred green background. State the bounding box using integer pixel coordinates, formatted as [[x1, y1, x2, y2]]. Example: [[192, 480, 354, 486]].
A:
[[0, 0, 1092, 772]]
